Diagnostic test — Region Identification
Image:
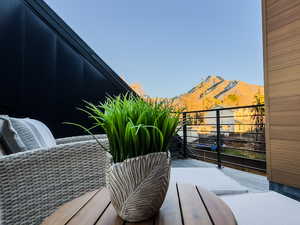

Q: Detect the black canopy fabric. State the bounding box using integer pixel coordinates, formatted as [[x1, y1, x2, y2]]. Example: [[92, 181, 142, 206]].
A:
[[0, 0, 134, 138]]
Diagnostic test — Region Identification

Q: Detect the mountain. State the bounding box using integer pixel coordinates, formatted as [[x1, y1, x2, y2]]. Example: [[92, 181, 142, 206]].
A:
[[130, 75, 264, 111], [173, 75, 264, 111]]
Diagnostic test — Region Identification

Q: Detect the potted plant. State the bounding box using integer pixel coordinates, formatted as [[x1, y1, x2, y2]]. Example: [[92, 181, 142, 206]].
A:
[[71, 94, 180, 222]]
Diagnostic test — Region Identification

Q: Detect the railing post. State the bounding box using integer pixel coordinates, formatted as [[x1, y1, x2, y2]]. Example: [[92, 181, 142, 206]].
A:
[[216, 110, 222, 169], [182, 112, 187, 158]]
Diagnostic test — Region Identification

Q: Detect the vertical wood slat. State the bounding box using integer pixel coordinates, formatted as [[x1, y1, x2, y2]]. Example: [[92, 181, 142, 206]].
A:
[[177, 184, 212, 225], [67, 188, 111, 225], [154, 183, 182, 225], [41, 189, 99, 225], [262, 0, 272, 180], [197, 186, 237, 225]]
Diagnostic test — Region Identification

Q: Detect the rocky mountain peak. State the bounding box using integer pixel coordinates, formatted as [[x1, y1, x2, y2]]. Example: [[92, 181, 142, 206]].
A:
[[130, 75, 263, 111]]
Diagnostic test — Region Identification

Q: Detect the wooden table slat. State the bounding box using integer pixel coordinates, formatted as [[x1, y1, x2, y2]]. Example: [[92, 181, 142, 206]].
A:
[[41, 184, 238, 225], [41, 189, 99, 225], [67, 188, 111, 225], [197, 186, 237, 225], [95, 204, 124, 225], [177, 184, 213, 225], [155, 184, 182, 225]]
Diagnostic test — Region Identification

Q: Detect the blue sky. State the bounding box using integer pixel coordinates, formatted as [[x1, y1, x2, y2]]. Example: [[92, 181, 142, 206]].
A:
[[45, 0, 263, 98]]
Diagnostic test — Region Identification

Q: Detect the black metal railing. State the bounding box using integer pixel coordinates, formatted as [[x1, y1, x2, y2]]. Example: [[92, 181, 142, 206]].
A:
[[178, 104, 266, 172]]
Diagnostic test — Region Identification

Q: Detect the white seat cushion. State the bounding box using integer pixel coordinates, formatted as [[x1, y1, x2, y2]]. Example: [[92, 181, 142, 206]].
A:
[[221, 192, 300, 225], [170, 168, 248, 195]]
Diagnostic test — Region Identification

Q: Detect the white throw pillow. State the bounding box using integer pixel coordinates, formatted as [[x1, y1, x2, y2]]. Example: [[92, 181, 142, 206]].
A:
[[0, 115, 56, 153], [23, 118, 56, 148]]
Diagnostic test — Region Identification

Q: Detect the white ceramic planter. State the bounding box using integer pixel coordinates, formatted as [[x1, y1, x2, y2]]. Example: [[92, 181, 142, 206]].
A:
[[107, 152, 171, 222]]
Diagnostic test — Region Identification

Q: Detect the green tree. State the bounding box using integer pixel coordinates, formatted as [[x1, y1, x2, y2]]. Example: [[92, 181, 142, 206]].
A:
[[251, 92, 265, 151]]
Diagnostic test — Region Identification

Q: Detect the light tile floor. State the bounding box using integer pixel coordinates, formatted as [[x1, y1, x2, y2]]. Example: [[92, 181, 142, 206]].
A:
[[172, 158, 269, 192]]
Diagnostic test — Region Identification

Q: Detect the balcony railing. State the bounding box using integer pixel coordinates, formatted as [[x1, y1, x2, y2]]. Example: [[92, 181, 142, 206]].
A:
[[178, 104, 266, 173]]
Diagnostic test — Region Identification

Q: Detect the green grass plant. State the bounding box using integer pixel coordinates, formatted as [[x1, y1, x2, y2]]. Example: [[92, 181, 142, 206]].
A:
[[67, 94, 180, 163]]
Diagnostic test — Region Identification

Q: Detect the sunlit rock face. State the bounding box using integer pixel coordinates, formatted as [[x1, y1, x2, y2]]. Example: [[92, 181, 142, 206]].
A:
[[130, 75, 264, 112]]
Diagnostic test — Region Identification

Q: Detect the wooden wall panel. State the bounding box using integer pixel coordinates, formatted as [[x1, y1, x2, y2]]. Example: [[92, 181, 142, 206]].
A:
[[270, 111, 300, 126], [270, 126, 300, 141], [267, 19, 300, 46], [267, 3, 300, 32], [266, 0, 300, 19], [268, 64, 300, 85], [263, 0, 300, 189], [271, 140, 300, 173], [271, 170, 300, 188], [269, 95, 300, 112], [269, 80, 300, 98]]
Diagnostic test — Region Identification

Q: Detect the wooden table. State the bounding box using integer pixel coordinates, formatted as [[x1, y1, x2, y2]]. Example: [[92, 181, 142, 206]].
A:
[[42, 183, 237, 225]]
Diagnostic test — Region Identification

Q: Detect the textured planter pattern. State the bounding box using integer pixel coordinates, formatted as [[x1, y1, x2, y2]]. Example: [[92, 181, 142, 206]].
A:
[[107, 152, 171, 222]]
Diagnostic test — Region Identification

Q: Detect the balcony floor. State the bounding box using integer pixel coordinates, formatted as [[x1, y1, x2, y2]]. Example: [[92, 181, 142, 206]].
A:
[[171, 158, 269, 192]]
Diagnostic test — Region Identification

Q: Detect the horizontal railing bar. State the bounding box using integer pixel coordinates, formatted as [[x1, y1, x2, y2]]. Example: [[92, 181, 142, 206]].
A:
[[188, 148, 266, 162], [200, 130, 264, 135], [188, 152, 266, 172], [186, 123, 264, 126], [183, 114, 265, 119], [221, 138, 265, 144], [190, 144, 266, 154], [195, 135, 262, 141], [182, 131, 264, 135], [179, 104, 264, 114], [190, 145, 265, 154], [219, 158, 266, 172], [222, 147, 266, 154], [182, 135, 263, 139]]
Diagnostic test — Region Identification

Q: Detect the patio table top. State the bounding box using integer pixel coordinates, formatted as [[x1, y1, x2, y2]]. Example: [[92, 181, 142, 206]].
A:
[[41, 183, 237, 225]]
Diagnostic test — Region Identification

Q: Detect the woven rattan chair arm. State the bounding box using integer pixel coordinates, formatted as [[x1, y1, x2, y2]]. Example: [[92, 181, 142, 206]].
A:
[[56, 134, 107, 145]]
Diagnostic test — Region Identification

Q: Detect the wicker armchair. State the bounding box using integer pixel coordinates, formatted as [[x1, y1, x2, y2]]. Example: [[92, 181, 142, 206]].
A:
[[0, 135, 111, 225]]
